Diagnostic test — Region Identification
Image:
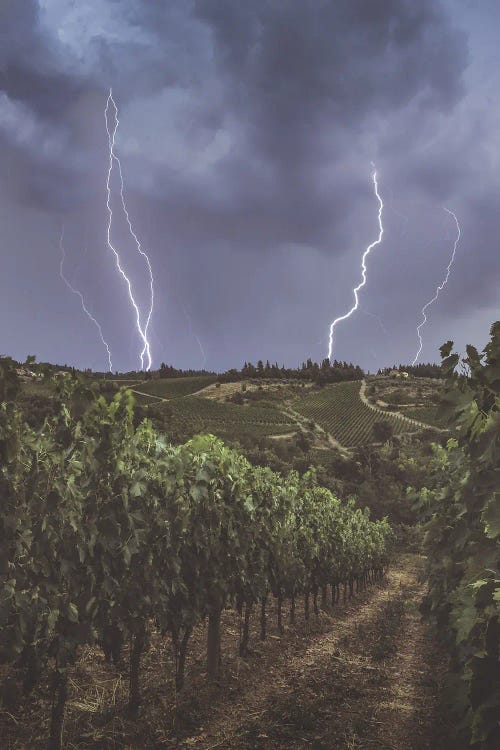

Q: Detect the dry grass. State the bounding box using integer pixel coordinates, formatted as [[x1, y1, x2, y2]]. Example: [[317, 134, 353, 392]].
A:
[[196, 380, 312, 402]]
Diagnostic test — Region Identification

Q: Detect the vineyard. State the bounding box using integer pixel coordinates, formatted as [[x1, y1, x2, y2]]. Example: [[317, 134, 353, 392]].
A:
[[2, 327, 498, 750], [294, 381, 416, 446], [0, 374, 392, 750], [169, 395, 294, 426], [403, 405, 449, 428], [137, 392, 297, 443], [128, 375, 217, 401]]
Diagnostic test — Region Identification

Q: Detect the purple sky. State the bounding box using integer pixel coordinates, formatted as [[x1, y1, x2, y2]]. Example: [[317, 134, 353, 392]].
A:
[[1, 0, 498, 372]]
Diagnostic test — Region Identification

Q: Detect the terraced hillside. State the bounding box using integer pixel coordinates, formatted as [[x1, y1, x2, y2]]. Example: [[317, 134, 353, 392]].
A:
[[294, 380, 417, 446]]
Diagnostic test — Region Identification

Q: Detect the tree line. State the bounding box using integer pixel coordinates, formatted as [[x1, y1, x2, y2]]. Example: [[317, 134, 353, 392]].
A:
[[2, 352, 365, 385], [378, 362, 443, 378], [218, 357, 364, 385], [156, 357, 364, 384]]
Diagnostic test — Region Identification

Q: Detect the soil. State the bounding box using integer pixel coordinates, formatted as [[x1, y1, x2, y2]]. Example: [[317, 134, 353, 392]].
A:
[[0, 555, 455, 750]]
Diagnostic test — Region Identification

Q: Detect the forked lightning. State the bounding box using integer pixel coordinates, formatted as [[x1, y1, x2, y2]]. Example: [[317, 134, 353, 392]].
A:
[[328, 165, 384, 361], [412, 208, 461, 365], [105, 89, 154, 371], [59, 226, 113, 372]]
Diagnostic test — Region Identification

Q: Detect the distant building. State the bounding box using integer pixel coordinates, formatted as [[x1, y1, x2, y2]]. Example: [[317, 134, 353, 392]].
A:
[[389, 370, 409, 379], [15, 368, 38, 381]]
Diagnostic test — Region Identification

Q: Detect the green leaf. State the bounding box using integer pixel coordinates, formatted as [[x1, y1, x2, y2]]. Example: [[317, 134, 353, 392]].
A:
[[123, 545, 131, 566], [47, 608, 59, 631], [482, 494, 500, 539], [131, 481, 143, 498], [68, 603, 79, 623]]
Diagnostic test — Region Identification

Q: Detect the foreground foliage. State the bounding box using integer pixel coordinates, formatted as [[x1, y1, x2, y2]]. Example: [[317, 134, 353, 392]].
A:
[[0, 372, 391, 749], [414, 322, 500, 750]]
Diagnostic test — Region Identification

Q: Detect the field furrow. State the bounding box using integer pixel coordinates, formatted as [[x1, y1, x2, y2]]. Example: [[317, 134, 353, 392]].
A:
[[294, 380, 415, 446]]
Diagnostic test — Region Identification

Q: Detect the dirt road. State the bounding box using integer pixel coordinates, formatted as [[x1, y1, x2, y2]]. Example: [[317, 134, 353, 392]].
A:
[[2, 556, 453, 750], [179, 556, 452, 750]]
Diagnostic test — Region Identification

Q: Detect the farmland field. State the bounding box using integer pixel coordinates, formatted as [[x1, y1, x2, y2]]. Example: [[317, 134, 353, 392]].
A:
[[294, 381, 417, 446], [403, 405, 448, 429], [144, 394, 296, 442], [130, 375, 218, 400], [170, 396, 291, 423], [187, 419, 295, 441]]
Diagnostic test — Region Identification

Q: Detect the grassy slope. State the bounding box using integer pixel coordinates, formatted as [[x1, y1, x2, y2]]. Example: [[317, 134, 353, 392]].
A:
[[131, 375, 218, 400]]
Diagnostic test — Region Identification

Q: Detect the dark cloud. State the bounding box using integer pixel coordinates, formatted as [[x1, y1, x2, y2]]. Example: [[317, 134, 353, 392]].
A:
[[0, 0, 496, 371], [0, 0, 40, 64], [0, 1, 86, 119], [196, 1, 467, 146]]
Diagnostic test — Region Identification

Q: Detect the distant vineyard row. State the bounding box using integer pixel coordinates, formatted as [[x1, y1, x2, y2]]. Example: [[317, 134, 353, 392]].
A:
[[170, 396, 292, 423], [141, 394, 296, 442], [402, 405, 448, 429], [294, 381, 416, 446], [127, 374, 217, 400]]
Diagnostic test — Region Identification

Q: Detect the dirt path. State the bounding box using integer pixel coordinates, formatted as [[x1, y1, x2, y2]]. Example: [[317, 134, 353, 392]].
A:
[[2, 557, 451, 750], [359, 379, 431, 432], [130, 388, 170, 402], [283, 403, 349, 454], [180, 556, 450, 750]]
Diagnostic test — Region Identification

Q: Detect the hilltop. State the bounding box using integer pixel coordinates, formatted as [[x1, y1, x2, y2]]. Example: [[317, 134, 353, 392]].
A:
[[4, 352, 446, 459]]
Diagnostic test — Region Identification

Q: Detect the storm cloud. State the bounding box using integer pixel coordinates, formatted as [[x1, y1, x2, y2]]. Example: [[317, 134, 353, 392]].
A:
[[0, 0, 497, 371]]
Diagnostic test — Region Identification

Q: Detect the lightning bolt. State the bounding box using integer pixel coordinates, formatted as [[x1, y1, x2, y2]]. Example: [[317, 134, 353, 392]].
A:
[[328, 165, 384, 362], [194, 334, 207, 370], [412, 208, 461, 365], [105, 89, 154, 371], [183, 304, 207, 369], [59, 226, 113, 372]]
